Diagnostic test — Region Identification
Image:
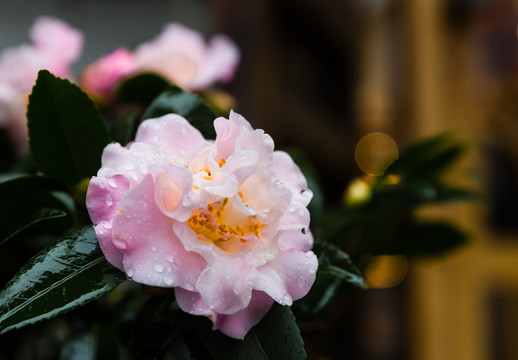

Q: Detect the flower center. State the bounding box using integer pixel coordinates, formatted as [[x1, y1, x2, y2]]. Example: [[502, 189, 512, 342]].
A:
[[186, 197, 263, 253]]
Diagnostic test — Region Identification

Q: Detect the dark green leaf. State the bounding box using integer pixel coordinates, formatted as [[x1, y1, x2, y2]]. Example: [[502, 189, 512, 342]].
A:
[[27, 70, 111, 187], [0, 175, 72, 240], [0, 226, 125, 335], [385, 134, 464, 178], [143, 86, 218, 140], [1, 208, 67, 246], [194, 303, 306, 360], [375, 221, 469, 256], [109, 108, 141, 146], [313, 240, 366, 289], [116, 72, 169, 104], [294, 239, 365, 316], [0, 128, 15, 172]]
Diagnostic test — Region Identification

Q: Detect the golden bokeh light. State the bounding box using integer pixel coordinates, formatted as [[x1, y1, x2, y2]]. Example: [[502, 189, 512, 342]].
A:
[[365, 255, 408, 289], [354, 132, 399, 176]]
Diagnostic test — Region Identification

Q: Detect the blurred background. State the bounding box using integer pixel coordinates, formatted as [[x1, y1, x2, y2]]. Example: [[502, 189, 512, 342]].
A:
[[1, 0, 518, 359]]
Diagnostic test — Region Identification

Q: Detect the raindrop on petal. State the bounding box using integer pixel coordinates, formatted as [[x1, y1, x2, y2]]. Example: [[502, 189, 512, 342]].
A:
[[105, 195, 114, 206], [154, 264, 164, 273], [163, 276, 173, 286]]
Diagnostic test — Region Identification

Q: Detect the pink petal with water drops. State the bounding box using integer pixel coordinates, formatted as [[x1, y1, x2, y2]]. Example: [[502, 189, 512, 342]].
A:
[[254, 250, 318, 306], [94, 221, 123, 270], [214, 110, 253, 160], [273, 151, 313, 206], [195, 256, 255, 315], [112, 174, 206, 289], [212, 290, 274, 340], [86, 175, 130, 224], [136, 114, 206, 163]]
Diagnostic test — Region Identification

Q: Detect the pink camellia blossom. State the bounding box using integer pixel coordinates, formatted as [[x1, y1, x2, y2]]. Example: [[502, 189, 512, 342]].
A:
[[86, 111, 317, 339], [80, 23, 239, 103], [80, 47, 138, 103], [133, 23, 240, 90], [0, 16, 83, 152]]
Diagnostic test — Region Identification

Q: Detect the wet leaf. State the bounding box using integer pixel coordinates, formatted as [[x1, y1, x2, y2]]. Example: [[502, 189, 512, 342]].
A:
[[143, 86, 217, 140], [0, 226, 125, 334], [27, 70, 111, 187]]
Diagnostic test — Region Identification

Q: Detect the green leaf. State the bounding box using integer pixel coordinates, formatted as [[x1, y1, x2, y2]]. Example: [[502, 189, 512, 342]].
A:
[[27, 70, 111, 187], [0, 226, 125, 335], [0, 175, 72, 240], [387, 221, 469, 257], [116, 72, 169, 104], [109, 108, 141, 146], [385, 134, 464, 179], [143, 86, 218, 140], [194, 303, 306, 360], [295, 240, 365, 316], [314, 240, 365, 289], [1, 208, 67, 246]]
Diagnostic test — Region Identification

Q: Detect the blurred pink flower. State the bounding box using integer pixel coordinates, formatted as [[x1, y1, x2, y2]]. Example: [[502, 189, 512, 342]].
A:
[[0, 16, 83, 152], [133, 23, 240, 90], [80, 48, 138, 103], [80, 23, 240, 102], [86, 111, 317, 339]]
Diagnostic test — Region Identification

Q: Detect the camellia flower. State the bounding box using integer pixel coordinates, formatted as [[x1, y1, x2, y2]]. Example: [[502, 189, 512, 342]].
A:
[[81, 23, 240, 102], [0, 16, 83, 152], [86, 111, 318, 339]]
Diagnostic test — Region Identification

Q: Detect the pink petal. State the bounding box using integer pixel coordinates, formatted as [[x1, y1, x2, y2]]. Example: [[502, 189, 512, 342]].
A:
[[81, 47, 138, 99], [112, 174, 206, 289], [195, 257, 255, 314], [175, 287, 215, 317], [86, 175, 130, 224], [273, 151, 313, 206], [190, 35, 240, 89], [153, 166, 196, 222], [253, 250, 318, 306], [30, 16, 84, 74], [94, 221, 123, 270], [214, 111, 253, 160], [212, 290, 274, 340], [136, 114, 205, 162], [278, 228, 314, 252]]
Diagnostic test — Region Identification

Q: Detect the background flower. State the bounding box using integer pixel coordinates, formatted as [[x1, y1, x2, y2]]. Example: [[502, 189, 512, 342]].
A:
[[0, 16, 83, 153], [80, 22, 240, 103]]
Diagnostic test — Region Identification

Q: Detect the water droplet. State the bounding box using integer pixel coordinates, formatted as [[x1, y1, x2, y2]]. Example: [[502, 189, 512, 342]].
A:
[[108, 179, 117, 188], [127, 268, 135, 278], [163, 276, 173, 286], [151, 245, 157, 252], [164, 253, 174, 263], [154, 264, 164, 273], [104, 223, 112, 230], [138, 193, 147, 205], [305, 251, 314, 258], [105, 195, 114, 206], [309, 266, 316, 274], [297, 276, 305, 288]]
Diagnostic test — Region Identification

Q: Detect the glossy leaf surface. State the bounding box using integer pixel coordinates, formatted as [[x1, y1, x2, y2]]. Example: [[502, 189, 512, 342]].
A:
[[27, 70, 111, 187], [0, 226, 125, 334], [143, 86, 217, 140]]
